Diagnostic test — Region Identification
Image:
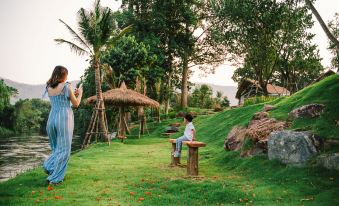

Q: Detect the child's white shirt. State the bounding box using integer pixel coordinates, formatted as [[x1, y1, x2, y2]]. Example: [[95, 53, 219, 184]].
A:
[[184, 122, 195, 141]]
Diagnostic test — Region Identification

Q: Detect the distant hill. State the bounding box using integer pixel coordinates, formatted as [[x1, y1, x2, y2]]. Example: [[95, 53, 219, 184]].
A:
[[2, 78, 238, 106], [193, 82, 238, 106], [1, 78, 79, 104]]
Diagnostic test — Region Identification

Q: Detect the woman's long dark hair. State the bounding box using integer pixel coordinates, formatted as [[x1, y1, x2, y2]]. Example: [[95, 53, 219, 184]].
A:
[[46, 66, 68, 88]]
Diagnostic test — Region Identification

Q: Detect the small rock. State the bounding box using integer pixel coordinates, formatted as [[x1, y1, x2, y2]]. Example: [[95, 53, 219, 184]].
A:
[[316, 153, 339, 171], [335, 120, 339, 126], [288, 104, 325, 120], [224, 126, 247, 151], [165, 126, 179, 133], [268, 131, 318, 166], [263, 105, 275, 112]]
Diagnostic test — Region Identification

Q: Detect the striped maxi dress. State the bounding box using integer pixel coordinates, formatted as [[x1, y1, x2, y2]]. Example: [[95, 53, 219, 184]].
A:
[[43, 82, 74, 183]]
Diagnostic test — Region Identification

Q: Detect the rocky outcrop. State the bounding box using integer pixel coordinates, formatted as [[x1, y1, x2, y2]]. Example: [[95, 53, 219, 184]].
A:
[[224, 126, 247, 151], [316, 153, 339, 171], [268, 131, 318, 166], [247, 112, 288, 142], [224, 111, 288, 156], [288, 104, 325, 120]]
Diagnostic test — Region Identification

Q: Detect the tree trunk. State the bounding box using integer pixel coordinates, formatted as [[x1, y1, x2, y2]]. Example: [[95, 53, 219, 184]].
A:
[[94, 58, 108, 141], [164, 70, 173, 115], [180, 52, 189, 108], [305, 0, 339, 50], [138, 106, 145, 135]]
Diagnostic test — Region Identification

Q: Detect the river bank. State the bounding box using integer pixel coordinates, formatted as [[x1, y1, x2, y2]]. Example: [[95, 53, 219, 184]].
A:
[[0, 135, 82, 182]]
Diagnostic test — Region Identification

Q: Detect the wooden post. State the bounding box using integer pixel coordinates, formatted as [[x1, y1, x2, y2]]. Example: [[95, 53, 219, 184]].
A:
[[183, 141, 206, 176], [169, 139, 180, 166], [187, 146, 199, 176]]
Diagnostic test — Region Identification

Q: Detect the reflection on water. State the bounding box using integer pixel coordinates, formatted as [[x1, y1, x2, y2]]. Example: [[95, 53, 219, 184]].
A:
[[0, 135, 82, 182]]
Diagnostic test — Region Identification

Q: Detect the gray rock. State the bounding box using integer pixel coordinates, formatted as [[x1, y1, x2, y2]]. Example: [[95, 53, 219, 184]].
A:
[[288, 104, 325, 120], [268, 131, 318, 166], [316, 153, 339, 171]]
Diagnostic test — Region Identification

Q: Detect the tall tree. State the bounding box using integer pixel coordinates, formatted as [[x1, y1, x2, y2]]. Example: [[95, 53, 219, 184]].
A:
[[211, 0, 322, 94], [55, 0, 131, 141], [168, 0, 228, 108]]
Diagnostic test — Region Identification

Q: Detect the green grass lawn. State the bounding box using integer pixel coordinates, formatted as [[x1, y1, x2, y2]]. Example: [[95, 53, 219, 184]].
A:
[[1, 75, 339, 205], [1, 117, 338, 206]]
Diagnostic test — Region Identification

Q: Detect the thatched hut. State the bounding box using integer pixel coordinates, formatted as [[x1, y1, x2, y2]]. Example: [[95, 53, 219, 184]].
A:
[[85, 82, 159, 142]]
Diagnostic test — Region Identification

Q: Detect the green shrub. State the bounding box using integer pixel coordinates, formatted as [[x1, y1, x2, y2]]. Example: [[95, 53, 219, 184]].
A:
[[0, 126, 15, 137], [244, 95, 279, 106]]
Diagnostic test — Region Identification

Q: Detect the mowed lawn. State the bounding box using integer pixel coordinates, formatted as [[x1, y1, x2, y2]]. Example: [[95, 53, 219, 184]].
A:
[[0, 134, 338, 206]]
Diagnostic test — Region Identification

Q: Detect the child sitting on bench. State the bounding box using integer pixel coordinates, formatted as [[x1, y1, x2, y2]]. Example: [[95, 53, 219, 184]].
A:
[[173, 113, 195, 157]]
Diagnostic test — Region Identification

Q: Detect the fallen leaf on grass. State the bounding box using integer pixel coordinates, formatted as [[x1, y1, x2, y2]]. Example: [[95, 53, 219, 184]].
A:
[[138, 197, 145, 201], [145, 191, 151, 195], [54, 196, 63, 200], [47, 185, 53, 191], [36, 199, 41, 203], [329, 177, 335, 181], [31, 191, 36, 195], [130, 192, 135, 196]]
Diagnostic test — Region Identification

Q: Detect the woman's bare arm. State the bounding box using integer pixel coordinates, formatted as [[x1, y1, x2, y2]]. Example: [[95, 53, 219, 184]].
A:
[[68, 84, 82, 107]]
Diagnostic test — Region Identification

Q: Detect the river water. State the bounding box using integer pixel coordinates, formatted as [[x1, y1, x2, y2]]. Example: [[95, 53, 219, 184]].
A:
[[0, 135, 82, 182]]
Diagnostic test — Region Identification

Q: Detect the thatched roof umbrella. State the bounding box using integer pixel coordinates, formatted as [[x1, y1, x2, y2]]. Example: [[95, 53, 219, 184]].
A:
[[85, 82, 159, 142]]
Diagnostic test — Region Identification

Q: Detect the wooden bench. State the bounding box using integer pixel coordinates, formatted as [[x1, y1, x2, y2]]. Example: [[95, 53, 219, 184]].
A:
[[169, 139, 206, 176]]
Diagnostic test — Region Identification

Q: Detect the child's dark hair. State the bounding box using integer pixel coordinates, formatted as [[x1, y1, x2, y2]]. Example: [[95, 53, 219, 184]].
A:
[[184, 113, 193, 122]]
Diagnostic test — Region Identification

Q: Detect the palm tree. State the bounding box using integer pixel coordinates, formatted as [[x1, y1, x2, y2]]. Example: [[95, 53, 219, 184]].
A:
[[55, 0, 132, 142]]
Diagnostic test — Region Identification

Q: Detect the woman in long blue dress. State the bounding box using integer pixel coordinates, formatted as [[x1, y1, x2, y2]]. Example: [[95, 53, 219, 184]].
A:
[[43, 66, 83, 185]]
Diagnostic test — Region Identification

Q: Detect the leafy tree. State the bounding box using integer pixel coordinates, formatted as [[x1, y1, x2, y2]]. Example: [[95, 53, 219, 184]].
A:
[[189, 84, 213, 108], [30, 98, 51, 135], [211, 0, 321, 94], [55, 0, 132, 141], [13, 99, 43, 134], [0, 79, 17, 111], [221, 96, 230, 108], [103, 35, 156, 89]]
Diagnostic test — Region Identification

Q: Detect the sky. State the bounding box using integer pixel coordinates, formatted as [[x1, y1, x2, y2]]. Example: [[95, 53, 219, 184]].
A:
[[0, 0, 338, 86]]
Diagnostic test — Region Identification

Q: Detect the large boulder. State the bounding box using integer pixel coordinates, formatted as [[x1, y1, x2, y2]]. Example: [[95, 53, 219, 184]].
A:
[[224, 126, 247, 151], [268, 131, 318, 166], [288, 104, 325, 120], [316, 153, 339, 171]]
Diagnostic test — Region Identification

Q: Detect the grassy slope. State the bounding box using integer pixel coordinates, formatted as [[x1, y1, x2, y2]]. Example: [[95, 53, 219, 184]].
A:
[[0, 75, 338, 205], [270, 74, 339, 140]]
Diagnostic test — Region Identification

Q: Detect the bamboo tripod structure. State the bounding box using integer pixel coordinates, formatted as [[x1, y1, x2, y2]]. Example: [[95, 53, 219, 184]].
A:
[[82, 100, 109, 149]]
